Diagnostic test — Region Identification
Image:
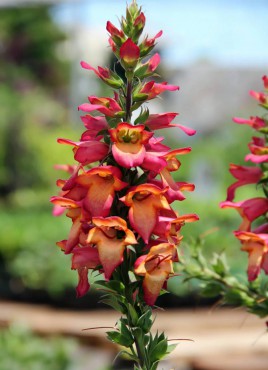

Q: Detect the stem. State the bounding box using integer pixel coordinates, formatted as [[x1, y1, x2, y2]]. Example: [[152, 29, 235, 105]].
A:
[[125, 78, 132, 122], [118, 252, 152, 369]]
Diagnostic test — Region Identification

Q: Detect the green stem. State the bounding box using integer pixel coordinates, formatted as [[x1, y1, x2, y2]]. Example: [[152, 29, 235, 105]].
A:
[[125, 78, 133, 122]]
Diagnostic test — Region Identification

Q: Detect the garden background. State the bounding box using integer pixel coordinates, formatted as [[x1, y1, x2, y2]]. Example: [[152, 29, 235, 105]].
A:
[[0, 0, 267, 369]]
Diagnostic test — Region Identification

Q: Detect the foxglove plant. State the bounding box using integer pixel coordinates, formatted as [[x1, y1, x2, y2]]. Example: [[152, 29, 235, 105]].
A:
[[221, 76, 268, 285], [51, 1, 198, 368], [178, 76, 268, 321]]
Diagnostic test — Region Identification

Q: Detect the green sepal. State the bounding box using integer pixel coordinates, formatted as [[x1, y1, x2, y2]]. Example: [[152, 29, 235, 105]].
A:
[[258, 126, 268, 134], [132, 92, 148, 102], [114, 111, 127, 118], [134, 107, 149, 125], [134, 64, 148, 79]]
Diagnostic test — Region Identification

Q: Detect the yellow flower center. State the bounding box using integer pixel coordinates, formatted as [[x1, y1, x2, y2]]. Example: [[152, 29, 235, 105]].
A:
[[133, 190, 151, 201], [117, 129, 141, 144]]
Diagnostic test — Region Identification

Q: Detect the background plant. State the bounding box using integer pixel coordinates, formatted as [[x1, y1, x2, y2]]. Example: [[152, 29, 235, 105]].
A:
[[179, 76, 268, 320]]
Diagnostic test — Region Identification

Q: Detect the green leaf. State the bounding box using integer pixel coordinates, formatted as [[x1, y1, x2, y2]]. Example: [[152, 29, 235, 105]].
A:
[[201, 282, 223, 298], [166, 343, 178, 354], [211, 253, 228, 277], [106, 330, 134, 347], [99, 294, 126, 313], [137, 308, 153, 333], [149, 338, 168, 362], [127, 304, 139, 326], [118, 320, 135, 346], [134, 107, 150, 125]]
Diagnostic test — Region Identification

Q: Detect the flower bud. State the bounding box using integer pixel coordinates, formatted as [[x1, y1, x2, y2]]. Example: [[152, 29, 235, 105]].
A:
[[120, 38, 140, 70]]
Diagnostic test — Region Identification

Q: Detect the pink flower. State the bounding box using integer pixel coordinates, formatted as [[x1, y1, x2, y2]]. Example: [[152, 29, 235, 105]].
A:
[[153, 212, 199, 244], [233, 116, 266, 131], [134, 12, 146, 29], [226, 164, 263, 201], [134, 242, 177, 306], [249, 90, 268, 105], [71, 246, 101, 297], [57, 137, 109, 166], [245, 137, 268, 163], [262, 75, 268, 90], [87, 217, 137, 280], [80, 61, 123, 88], [109, 122, 153, 168], [50, 200, 89, 253], [139, 30, 163, 56], [234, 231, 268, 281], [220, 198, 268, 231], [139, 81, 179, 100], [106, 21, 125, 45], [76, 166, 128, 217], [145, 112, 196, 136], [120, 183, 171, 243], [135, 53, 161, 78], [80, 114, 108, 138], [78, 96, 124, 117]]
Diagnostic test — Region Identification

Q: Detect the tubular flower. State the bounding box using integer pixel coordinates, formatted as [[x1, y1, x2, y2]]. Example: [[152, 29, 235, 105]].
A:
[[120, 183, 171, 243], [81, 61, 123, 89], [76, 166, 128, 217], [106, 20, 125, 46], [139, 30, 163, 56], [135, 53, 161, 78], [246, 137, 268, 163], [71, 246, 101, 297], [154, 213, 199, 244], [87, 217, 137, 280], [226, 164, 263, 201], [57, 137, 109, 166], [78, 96, 124, 117], [50, 199, 85, 254], [220, 198, 268, 231], [145, 112, 196, 136], [233, 116, 266, 131], [134, 243, 177, 306], [109, 122, 153, 168], [80, 115, 108, 138], [249, 90, 268, 106], [234, 231, 268, 281], [138, 81, 179, 100]]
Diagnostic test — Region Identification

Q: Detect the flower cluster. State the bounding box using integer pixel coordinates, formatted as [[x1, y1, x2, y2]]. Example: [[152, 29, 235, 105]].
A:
[[51, 0, 198, 307], [221, 76, 268, 282]]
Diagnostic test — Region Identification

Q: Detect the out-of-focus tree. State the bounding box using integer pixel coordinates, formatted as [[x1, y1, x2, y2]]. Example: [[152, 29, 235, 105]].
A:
[[0, 5, 69, 198]]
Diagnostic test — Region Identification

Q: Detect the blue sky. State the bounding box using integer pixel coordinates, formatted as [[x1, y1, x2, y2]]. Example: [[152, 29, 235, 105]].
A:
[[52, 0, 268, 67]]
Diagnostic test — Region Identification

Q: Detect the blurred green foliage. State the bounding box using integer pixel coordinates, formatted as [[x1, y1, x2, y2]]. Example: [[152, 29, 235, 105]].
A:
[[0, 5, 79, 297], [0, 324, 76, 370]]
